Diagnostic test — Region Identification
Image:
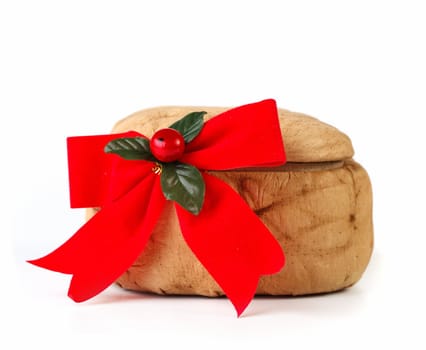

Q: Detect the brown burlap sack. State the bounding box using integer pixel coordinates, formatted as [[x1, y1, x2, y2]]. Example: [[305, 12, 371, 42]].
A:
[[87, 105, 373, 296]]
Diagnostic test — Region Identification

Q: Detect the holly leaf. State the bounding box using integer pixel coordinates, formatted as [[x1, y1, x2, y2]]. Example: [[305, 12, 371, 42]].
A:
[[160, 162, 205, 215], [169, 111, 207, 143], [104, 137, 155, 161]]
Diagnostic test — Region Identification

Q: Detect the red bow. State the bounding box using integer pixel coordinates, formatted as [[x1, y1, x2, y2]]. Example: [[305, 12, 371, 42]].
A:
[[29, 99, 286, 316]]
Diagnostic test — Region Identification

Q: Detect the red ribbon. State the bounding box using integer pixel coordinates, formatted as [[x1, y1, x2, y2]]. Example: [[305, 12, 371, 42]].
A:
[[29, 99, 286, 316]]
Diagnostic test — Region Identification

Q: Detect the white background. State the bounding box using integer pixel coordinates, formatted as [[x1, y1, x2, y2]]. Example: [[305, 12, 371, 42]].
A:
[[1, 0, 425, 349]]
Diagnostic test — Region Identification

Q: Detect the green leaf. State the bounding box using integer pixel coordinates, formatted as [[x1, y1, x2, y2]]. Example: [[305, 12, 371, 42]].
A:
[[160, 162, 205, 215], [169, 111, 207, 143], [104, 137, 155, 161]]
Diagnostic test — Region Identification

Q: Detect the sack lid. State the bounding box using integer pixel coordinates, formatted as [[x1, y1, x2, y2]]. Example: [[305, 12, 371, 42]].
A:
[[113, 106, 354, 163]]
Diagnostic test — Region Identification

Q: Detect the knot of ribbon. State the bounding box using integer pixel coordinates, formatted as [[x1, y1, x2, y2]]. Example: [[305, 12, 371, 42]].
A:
[[29, 99, 287, 316]]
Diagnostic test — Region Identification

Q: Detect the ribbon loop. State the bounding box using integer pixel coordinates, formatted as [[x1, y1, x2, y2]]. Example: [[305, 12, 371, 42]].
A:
[[181, 99, 286, 170], [67, 131, 142, 208]]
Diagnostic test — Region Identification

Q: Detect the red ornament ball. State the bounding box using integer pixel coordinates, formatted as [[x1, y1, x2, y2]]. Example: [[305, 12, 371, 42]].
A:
[[150, 128, 186, 162]]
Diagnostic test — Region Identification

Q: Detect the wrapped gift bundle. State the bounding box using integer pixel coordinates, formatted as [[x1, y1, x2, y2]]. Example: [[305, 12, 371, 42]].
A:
[[30, 100, 373, 316]]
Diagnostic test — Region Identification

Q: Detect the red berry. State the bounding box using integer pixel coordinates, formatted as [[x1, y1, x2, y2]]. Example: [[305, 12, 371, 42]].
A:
[[150, 128, 185, 162]]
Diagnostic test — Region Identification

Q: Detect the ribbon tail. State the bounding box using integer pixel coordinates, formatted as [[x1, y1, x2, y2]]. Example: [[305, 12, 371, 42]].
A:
[[29, 174, 165, 302], [176, 173, 285, 316]]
